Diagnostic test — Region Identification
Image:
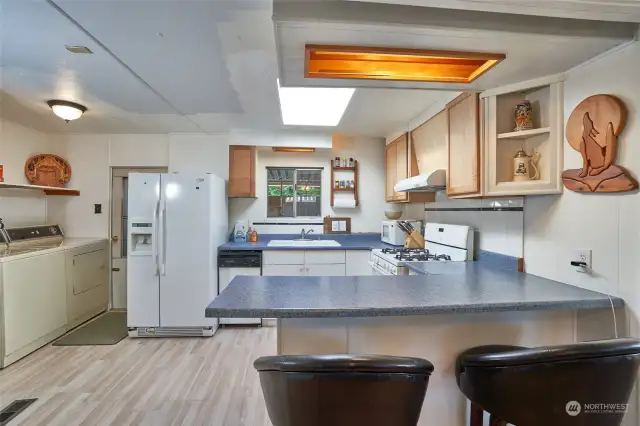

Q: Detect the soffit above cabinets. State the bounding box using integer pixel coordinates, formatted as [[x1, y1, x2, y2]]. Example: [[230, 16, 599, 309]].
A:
[[343, 0, 640, 23], [274, 1, 637, 90]]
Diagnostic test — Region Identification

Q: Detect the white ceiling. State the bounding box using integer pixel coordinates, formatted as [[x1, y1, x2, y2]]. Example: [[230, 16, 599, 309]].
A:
[[0, 0, 447, 137], [274, 1, 637, 90], [0, 0, 637, 138]]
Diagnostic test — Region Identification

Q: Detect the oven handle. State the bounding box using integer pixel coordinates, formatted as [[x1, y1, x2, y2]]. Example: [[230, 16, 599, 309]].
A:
[[368, 261, 390, 275]]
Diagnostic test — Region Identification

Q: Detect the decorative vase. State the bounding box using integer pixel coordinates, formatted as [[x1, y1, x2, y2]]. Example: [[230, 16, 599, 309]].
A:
[[514, 100, 534, 131]]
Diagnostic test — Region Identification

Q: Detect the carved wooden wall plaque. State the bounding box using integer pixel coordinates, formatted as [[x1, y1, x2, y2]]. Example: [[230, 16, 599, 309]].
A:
[[563, 94, 637, 193], [25, 154, 72, 188]]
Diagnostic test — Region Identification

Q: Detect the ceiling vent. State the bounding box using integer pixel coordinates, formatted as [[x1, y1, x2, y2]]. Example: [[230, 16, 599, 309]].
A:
[[305, 45, 505, 84], [65, 45, 93, 54]]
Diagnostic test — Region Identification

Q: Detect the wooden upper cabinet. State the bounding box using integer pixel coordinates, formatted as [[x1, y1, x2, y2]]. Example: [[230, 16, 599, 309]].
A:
[[385, 140, 397, 202], [228, 145, 256, 198], [395, 134, 409, 202], [447, 93, 481, 197], [385, 133, 434, 204]]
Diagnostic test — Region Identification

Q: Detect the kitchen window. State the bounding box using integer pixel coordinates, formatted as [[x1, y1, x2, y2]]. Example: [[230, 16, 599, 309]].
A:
[[267, 167, 322, 218]]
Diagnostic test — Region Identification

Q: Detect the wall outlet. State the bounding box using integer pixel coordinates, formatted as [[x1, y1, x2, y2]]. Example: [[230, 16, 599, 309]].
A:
[[573, 249, 592, 272]]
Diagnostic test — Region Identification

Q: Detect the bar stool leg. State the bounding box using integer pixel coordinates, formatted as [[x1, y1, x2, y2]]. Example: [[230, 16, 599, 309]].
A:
[[489, 413, 508, 426], [470, 402, 484, 426]]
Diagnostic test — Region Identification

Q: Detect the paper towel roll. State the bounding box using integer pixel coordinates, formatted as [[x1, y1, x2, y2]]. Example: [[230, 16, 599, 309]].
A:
[[333, 199, 357, 208]]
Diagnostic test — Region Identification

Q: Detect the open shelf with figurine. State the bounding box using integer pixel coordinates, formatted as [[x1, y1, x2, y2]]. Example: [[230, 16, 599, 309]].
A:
[[330, 160, 359, 207], [481, 74, 564, 196]]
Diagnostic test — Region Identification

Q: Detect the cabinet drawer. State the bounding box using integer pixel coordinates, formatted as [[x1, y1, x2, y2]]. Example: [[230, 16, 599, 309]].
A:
[[304, 250, 346, 265], [306, 264, 345, 276], [263, 251, 305, 265], [262, 265, 306, 276]]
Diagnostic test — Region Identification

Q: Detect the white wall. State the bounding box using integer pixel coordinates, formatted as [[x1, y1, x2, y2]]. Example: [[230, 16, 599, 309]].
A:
[[0, 119, 63, 227], [48, 133, 230, 238], [524, 41, 640, 334], [425, 194, 524, 257], [229, 134, 387, 233], [168, 134, 229, 178]]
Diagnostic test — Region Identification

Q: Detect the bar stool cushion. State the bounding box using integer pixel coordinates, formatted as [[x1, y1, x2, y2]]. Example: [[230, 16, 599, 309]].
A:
[[254, 354, 435, 374], [458, 338, 640, 367]]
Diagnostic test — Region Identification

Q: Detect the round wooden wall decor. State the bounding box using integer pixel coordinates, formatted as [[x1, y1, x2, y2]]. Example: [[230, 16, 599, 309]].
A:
[[25, 154, 72, 188], [563, 94, 637, 193]]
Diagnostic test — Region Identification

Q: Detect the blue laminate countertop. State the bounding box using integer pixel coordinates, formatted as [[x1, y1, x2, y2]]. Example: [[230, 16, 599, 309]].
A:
[[219, 233, 398, 251], [205, 262, 623, 318]]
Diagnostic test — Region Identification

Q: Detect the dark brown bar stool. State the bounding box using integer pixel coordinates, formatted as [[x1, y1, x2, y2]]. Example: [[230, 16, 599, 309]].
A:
[[456, 339, 640, 426], [254, 354, 434, 426]]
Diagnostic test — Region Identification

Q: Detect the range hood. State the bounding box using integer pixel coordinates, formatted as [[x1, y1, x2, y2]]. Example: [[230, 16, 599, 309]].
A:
[[394, 170, 446, 192]]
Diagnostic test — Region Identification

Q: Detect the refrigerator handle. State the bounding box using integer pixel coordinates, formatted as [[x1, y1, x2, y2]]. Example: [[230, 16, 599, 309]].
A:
[[152, 199, 160, 276], [160, 201, 167, 276]]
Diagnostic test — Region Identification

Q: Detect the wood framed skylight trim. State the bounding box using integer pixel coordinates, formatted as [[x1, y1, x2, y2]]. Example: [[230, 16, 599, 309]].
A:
[[305, 45, 506, 84]]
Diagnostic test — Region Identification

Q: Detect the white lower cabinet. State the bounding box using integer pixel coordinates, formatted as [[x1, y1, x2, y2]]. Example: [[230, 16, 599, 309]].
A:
[[346, 251, 373, 276], [306, 264, 346, 276], [262, 250, 370, 276]]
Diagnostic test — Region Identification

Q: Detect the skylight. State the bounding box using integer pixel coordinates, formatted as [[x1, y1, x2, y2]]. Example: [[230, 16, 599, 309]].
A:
[[277, 79, 355, 126]]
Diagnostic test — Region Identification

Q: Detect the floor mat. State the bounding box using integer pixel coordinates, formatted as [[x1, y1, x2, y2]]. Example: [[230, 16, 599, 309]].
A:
[[53, 311, 127, 346]]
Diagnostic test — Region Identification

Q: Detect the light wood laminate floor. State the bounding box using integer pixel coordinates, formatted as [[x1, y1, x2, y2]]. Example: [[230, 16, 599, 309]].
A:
[[0, 327, 276, 426]]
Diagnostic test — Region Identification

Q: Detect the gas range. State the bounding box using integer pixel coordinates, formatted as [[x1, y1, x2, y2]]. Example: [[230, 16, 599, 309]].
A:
[[369, 223, 474, 275]]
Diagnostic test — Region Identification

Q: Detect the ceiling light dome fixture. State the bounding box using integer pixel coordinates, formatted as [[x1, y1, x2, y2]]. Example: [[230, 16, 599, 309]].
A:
[[46, 100, 87, 122]]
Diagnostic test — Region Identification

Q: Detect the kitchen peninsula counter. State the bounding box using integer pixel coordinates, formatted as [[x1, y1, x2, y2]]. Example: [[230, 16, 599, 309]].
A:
[[205, 264, 628, 426], [205, 263, 622, 318]]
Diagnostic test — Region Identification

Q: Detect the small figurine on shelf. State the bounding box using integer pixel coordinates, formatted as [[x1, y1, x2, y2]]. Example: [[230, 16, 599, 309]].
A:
[[349, 158, 354, 167], [334, 157, 341, 167], [342, 158, 347, 167], [335, 180, 340, 189], [514, 100, 534, 131], [340, 180, 345, 188]]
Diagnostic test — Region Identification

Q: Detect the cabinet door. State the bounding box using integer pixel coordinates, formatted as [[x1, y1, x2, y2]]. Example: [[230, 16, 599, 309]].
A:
[[395, 135, 409, 201], [305, 264, 346, 276], [385, 141, 397, 202], [228, 146, 256, 197], [447, 93, 480, 197], [346, 251, 373, 276], [262, 264, 306, 276]]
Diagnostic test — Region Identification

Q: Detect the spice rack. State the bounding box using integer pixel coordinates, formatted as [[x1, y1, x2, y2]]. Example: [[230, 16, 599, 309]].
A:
[[330, 160, 359, 207]]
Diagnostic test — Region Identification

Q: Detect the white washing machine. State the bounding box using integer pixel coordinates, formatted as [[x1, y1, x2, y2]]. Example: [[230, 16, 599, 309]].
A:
[[0, 224, 108, 368]]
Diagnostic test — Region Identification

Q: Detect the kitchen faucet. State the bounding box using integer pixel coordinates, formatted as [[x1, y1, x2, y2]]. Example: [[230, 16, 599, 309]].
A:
[[301, 228, 314, 240]]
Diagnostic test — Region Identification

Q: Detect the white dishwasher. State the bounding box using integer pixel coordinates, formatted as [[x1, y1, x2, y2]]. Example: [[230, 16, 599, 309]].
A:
[[218, 250, 262, 325]]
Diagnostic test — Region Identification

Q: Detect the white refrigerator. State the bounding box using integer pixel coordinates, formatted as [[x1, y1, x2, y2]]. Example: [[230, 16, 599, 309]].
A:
[[126, 173, 227, 337]]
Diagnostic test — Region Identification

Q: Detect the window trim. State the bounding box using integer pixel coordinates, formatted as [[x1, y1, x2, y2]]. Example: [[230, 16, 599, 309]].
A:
[[266, 166, 323, 219]]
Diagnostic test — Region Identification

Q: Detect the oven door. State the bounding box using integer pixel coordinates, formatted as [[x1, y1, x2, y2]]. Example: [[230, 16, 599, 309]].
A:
[[369, 261, 390, 275]]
